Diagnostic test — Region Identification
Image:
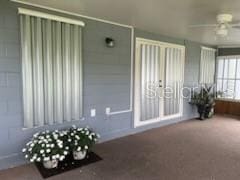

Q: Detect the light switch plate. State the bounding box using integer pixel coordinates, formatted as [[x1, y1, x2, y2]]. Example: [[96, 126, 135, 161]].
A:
[[91, 109, 96, 117]]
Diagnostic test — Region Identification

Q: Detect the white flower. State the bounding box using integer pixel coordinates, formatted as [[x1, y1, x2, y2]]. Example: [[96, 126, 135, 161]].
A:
[[53, 134, 58, 139], [30, 143, 34, 147], [68, 139, 72, 142], [44, 157, 50, 161], [40, 150, 45, 154], [84, 145, 88, 150], [46, 144, 50, 148], [59, 156, 65, 161], [70, 133, 74, 136], [26, 141, 32, 146], [46, 135, 50, 138], [85, 131, 89, 135], [88, 135, 93, 140], [30, 158, 34, 162], [65, 146, 69, 150], [77, 147, 81, 151], [63, 151, 68, 155], [28, 148, 32, 152], [52, 155, 56, 160], [37, 158, 41, 162], [46, 149, 51, 153], [25, 154, 29, 159], [56, 154, 60, 158], [33, 133, 39, 138], [51, 144, 55, 148], [22, 148, 26, 153], [41, 144, 45, 147]]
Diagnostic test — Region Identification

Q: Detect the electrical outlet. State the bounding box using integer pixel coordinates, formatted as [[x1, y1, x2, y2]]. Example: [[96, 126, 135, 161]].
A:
[[91, 109, 96, 117], [106, 107, 111, 115]]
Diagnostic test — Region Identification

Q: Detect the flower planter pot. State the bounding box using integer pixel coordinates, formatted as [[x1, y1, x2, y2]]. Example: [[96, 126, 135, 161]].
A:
[[73, 150, 87, 160], [197, 104, 215, 120], [43, 159, 58, 169]]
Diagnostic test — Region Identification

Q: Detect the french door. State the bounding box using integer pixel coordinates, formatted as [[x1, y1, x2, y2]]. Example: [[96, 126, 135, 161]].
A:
[[134, 38, 185, 127]]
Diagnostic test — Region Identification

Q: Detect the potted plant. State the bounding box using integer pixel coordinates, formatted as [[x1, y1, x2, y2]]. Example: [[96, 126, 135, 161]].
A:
[[22, 130, 69, 169], [190, 85, 216, 120], [68, 126, 100, 160]]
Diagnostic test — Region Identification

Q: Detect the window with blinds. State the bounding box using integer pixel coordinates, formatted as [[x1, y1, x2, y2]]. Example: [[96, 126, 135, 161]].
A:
[[217, 56, 240, 100], [19, 8, 84, 128], [199, 47, 216, 84]]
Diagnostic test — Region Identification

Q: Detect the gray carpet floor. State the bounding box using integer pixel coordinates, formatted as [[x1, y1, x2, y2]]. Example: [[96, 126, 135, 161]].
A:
[[1, 115, 240, 180]]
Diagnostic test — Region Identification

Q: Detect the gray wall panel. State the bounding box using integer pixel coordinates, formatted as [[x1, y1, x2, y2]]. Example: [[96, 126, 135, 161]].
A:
[[0, 0, 209, 170]]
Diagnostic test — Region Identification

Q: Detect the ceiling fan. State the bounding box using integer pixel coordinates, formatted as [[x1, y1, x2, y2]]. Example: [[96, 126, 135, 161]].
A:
[[189, 14, 240, 37]]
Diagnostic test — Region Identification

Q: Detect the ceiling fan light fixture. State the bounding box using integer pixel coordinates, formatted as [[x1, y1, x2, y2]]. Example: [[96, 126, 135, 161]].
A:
[[216, 14, 233, 24]]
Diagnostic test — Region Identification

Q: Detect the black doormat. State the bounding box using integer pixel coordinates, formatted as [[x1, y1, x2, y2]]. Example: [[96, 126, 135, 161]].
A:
[[35, 152, 102, 179]]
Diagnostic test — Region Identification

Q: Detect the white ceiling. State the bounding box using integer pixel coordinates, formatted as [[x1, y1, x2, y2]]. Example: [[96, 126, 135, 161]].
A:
[[17, 0, 240, 46]]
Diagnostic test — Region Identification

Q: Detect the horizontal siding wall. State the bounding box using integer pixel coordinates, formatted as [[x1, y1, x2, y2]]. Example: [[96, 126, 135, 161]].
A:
[[0, 0, 212, 169]]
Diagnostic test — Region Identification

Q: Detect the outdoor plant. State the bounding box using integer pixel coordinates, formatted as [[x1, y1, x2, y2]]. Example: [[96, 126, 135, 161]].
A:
[[68, 126, 100, 160], [22, 130, 69, 168], [190, 84, 217, 120]]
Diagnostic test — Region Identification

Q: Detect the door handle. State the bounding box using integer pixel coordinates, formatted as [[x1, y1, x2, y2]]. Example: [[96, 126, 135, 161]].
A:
[[159, 80, 162, 87]]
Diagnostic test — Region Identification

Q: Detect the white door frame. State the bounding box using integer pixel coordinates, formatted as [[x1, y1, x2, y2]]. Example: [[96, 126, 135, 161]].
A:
[[134, 38, 185, 128]]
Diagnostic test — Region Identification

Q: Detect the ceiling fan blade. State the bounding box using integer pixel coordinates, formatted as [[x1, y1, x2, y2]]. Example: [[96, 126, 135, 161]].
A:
[[188, 24, 218, 28]]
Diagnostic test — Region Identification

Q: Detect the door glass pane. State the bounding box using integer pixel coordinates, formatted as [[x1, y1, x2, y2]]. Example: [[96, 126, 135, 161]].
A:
[[140, 44, 160, 121], [164, 48, 181, 116], [228, 59, 236, 79], [217, 59, 224, 78]]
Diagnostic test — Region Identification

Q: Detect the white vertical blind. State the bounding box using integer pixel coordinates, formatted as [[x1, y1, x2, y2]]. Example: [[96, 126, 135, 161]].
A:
[[20, 12, 83, 128], [199, 47, 216, 84], [140, 44, 160, 121], [164, 47, 184, 116]]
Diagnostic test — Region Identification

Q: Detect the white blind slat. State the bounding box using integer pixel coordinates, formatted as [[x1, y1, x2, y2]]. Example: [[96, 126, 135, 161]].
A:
[[20, 14, 83, 128]]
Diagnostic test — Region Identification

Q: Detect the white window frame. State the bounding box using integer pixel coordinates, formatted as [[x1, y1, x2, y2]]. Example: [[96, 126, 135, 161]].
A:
[[134, 38, 185, 128], [216, 55, 240, 101]]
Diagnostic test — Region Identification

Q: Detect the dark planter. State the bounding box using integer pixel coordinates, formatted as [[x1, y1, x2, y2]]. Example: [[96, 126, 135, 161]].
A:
[[197, 104, 214, 120]]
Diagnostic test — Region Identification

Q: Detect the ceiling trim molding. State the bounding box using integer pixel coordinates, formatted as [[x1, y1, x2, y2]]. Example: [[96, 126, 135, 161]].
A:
[[11, 0, 133, 29]]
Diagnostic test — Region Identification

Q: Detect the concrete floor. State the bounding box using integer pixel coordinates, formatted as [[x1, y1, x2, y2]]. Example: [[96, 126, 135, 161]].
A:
[[1, 115, 240, 180]]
